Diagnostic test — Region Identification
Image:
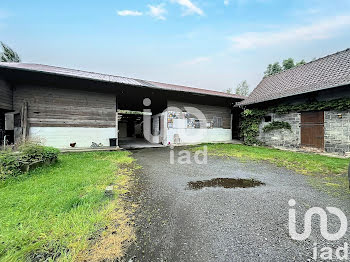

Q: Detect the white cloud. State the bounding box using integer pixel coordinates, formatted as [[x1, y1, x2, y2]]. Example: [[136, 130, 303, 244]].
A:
[[182, 56, 211, 65], [224, 0, 230, 6], [117, 10, 143, 16], [230, 15, 350, 49], [148, 4, 167, 20], [171, 0, 204, 16]]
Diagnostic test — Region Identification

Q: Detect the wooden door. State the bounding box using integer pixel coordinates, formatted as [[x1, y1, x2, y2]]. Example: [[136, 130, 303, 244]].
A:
[[300, 111, 324, 149]]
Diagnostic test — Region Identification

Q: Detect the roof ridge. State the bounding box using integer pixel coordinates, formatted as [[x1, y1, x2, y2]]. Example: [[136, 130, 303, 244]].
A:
[[263, 48, 350, 79]]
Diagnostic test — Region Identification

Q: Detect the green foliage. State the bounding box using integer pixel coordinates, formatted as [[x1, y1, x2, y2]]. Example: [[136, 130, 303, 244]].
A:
[[264, 58, 308, 77], [263, 121, 292, 133], [240, 98, 350, 145], [282, 58, 295, 70], [0, 41, 21, 62], [264, 62, 282, 77], [296, 59, 306, 66], [0, 151, 134, 261], [0, 151, 22, 179], [0, 142, 60, 180], [225, 87, 233, 94], [271, 98, 350, 115], [240, 109, 266, 145], [235, 80, 250, 96], [18, 141, 60, 162]]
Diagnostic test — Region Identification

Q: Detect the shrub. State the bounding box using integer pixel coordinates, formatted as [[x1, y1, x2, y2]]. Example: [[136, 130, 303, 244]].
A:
[[19, 142, 59, 162], [0, 141, 60, 180], [42, 146, 60, 160], [0, 151, 22, 179]]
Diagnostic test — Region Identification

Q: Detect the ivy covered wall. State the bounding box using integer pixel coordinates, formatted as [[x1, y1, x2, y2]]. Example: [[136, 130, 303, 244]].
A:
[[239, 95, 350, 155], [258, 112, 300, 148]]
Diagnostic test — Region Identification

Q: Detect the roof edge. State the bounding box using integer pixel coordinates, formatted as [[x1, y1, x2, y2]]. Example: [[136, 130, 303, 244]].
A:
[[237, 80, 350, 107], [0, 62, 245, 100]]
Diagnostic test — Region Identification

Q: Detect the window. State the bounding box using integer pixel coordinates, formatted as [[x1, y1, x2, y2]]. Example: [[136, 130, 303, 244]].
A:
[[264, 115, 272, 122], [213, 117, 223, 128], [14, 113, 21, 128], [194, 119, 200, 128]]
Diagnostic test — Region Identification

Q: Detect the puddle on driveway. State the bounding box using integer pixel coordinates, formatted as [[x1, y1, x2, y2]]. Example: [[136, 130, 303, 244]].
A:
[[187, 178, 265, 190]]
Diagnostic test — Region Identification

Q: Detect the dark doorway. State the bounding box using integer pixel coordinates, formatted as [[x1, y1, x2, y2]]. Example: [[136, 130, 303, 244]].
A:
[[301, 111, 324, 149], [232, 108, 242, 139], [0, 110, 4, 145]]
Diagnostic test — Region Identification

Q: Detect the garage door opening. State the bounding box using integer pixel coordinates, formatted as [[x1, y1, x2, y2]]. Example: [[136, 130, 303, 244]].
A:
[[118, 110, 164, 149], [116, 86, 167, 149]]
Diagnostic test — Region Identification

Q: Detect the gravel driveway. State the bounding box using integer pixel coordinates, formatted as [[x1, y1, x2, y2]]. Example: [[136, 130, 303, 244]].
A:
[[125, 147, 350, 261]]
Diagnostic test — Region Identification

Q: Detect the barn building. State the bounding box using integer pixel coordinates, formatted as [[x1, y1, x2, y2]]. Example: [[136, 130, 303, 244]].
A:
[[0, 63, 244, 149], [237, 48, 350, 155]]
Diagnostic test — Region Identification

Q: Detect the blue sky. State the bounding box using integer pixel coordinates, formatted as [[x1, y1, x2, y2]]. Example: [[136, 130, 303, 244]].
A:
[[1, 0, 350, 92]]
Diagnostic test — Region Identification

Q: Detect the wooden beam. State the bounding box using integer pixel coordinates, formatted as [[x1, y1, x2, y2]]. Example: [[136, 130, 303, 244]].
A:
[[21, 101, 28, 141]]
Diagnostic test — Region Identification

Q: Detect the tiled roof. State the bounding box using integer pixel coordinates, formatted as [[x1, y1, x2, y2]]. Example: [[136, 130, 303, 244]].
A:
[[0, 62, 245, 100], [237, 48, 350, 106]]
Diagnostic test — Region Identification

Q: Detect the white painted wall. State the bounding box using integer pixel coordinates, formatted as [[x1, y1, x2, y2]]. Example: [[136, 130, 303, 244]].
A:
[[29, 127, 116, 148], [166, 128, 232, 144], [151, 113, 161, 143]]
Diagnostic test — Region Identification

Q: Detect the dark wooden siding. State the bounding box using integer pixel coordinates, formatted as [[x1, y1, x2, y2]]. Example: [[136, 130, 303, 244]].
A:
[[13, 85, 116, 128], [0, 79, 13, 110], [168, 100, 231, 129]]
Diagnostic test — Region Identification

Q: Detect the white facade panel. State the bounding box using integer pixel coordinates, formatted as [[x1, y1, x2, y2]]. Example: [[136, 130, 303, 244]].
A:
[[29, 127, 116, 148], [166, 128, 232, 144]]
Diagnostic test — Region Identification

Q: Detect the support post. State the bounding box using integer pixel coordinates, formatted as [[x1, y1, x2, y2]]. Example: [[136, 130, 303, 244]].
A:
[[21, 101, 28, 142]]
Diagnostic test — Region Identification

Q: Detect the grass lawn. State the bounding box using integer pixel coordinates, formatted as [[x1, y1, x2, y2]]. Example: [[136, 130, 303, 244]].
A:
[[0, 151, 136, 262], [193, 144, 350, 194]]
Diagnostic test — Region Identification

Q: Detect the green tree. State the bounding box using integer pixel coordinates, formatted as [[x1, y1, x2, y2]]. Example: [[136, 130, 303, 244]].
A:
[[265, 58, 308, 77], [282, 58, 295, 70], [235, 80, 250, 96], [264, 62, 282, 77], [225, 87, 233, 94], [0, 42, 21, 62], [296, 59, 306, 66]]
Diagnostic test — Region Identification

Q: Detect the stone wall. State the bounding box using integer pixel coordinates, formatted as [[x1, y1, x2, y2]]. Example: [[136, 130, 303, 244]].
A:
[[324, 111, 350, 154], [258, 110, 350, 155], [258, 112, 301, 148]]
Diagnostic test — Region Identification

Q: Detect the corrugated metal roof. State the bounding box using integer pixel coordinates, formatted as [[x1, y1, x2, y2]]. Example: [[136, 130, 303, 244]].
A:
[[0, 62, 245, 100], [237, 48, 350, 106]]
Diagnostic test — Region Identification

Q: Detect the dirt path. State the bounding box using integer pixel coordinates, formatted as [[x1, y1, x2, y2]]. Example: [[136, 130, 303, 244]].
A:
[[125, 147, 350, 261]]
